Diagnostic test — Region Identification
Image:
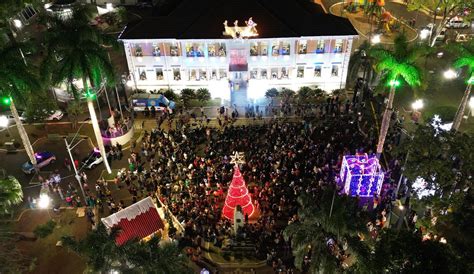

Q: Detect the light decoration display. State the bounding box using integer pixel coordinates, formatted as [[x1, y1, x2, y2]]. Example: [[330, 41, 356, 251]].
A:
[[340, 154, 384, 197], [223, 17, 258, 39], [222, 152, 255, 221]]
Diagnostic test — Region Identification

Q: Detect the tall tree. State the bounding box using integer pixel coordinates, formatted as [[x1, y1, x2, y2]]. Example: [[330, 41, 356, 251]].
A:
[[450, 40, 474, 131], [0, 176, 23, 215], [265, 88, 279, 104], [284, 185, 368, 272], [195, 88, 211, 104], [408, 0, 474, 47], [370, 35, 422, 156], [0, 42, 39, 165], [180, 88, 195, 107]]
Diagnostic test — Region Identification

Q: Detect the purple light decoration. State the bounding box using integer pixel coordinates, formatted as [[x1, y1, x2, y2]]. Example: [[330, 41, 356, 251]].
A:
[[340, 154, 384, 197]]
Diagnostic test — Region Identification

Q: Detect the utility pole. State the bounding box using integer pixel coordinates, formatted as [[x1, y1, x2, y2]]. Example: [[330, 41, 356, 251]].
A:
[[64, 137, 88, 202]]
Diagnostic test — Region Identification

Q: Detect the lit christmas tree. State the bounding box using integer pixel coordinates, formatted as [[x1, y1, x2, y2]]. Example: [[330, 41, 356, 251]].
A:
[[222, 152, 255, 221]]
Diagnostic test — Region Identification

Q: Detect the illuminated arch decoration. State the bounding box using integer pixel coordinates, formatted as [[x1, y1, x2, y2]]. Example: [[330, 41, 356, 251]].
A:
[[223, 17, 259, 39], [340, 154, 384, 197], [222, 152, 255, 221]]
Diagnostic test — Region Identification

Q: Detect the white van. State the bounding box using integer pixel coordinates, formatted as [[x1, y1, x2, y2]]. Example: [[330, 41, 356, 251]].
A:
[[446, 17, 470, 29]]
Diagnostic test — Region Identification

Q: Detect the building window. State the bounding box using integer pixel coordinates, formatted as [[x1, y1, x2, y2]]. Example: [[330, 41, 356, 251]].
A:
[[281, 67, 289, 79], [250, 68, 258, 79], [297, 66, 304, 78], [219, 69, 227, 79], [208, 43, 226, 57], [331, 65, 339, 77], [271, 68, 278, 79], [133, 44, 143, 57], [173, 68, 181, 81], [250, 42, 268, 56], [169, 43, 181, 56], [152, 43, 161, 57], [199, 69, 207, 80], [189, 69, 197, 81], [281, 42, 290, 55], [271, 42, 279, 56], [314, 66, 321, 77], [186, 42, 204, 57], [334, 39, 343, 53], [298, 40, 307, 54], [316, 40, 325, 53], [261, 68, 268, 79], [138, 68, 147, 80], [155, 68, 163, 80]]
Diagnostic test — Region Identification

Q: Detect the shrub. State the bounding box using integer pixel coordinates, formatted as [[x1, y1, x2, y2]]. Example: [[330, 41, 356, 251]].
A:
[[423, 105, 457, 122], [33, 220, 56, 238]]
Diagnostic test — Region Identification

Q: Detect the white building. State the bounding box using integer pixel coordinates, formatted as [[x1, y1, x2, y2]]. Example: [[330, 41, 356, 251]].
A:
[[119, 0, 358, 105]]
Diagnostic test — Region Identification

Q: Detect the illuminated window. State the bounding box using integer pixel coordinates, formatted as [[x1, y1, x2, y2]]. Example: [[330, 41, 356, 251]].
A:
[[173, 68, 181, 81], [334, 39, 343, 53], [208, 43, 226, 57], [138, 68, 147, 80], [186, 42, 204, 57], [219, 69, 227, 79], [250, 42, 268, 56], [152, 43, 161, 56], [297, 66, 304, 78], [331, 65, 339, 77], [271, 68, 278, 79], [155, 68, 163, 80], [250, 68, 258, 79], [199, 69, 207, 80], [281, 42, 291, 55], [298, 40, 307, 54], [316, 40, 325, 53], [281, 67, 289, 78], [260, 68, 268, 79], [169, 42, 181, 56], [314, 66, 321, 77], [133, 44, 143, 57], [189, 69, 197, 80]]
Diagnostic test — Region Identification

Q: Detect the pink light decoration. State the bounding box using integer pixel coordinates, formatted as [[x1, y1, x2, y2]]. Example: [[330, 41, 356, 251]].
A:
[[222, 166, 255, 221]]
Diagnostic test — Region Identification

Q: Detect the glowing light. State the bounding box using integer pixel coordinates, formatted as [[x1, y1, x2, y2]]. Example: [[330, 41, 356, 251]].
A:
[[412, 177, 435, 198], [340, 154, 384, 197], [126, 80, 134, 87], [222, 17, 259, 39], [2, 97, 11, 105], [13, 19, 22, 29], [420, 29, 430, 40], [93, 147, 100, 153], [443, 69, 457, 79], [371, 34, 381, 44], [222, 166, 255, 221], [398, 205, 404, 210], [389, 80, 400, 87], [106, 3, 113, 11], [137, 56, 143, 62], [38, 194, 51, 209], [411, 99, 424, 110], [0, 116, 8, 128], [468, 77, 474, 85], [469, 97, 474, 109]]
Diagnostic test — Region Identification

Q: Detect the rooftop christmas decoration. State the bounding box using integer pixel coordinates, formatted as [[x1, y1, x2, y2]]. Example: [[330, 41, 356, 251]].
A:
[[340, 154, 384, 197], [222, 152, 255, 221]]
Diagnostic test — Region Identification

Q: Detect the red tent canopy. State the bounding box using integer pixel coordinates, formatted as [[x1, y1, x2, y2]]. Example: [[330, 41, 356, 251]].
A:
[[101, 197, 165, 246]]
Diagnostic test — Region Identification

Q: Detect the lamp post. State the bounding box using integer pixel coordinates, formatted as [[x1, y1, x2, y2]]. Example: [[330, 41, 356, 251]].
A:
[[85, 90, 111, 174], [0, 115, 11, 135]]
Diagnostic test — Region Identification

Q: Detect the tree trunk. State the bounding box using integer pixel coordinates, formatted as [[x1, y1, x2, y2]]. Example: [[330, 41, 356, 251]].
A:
[[83, 78, 112, 174], [376, 85, 396, 157], [10, 99, 36, 165], [452, 83, 472, 131]]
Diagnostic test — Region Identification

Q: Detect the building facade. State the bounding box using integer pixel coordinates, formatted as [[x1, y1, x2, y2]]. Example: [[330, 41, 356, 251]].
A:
[[119, 0, 358, 104]]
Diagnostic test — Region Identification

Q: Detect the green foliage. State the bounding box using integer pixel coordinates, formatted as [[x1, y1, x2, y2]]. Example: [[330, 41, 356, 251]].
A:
[[280, 88, 295, 103], [161, 88, 178, 101], [23, 90, 57, 123], [265, 88, 279, 99], [369, 34, 423, 90], [297, 86, 323, 103], [422, 105, 457, 122], [180, 88, 195, 107], [41, 6, 118, 100], [33, 220, 56, 238], [62, 223, 191, 273], [451, 40, 474, 79], [195, 88, 211, 103], [0, 176, 23, 214], [283, 185, 368, 272], [351, 229, 467, 273]]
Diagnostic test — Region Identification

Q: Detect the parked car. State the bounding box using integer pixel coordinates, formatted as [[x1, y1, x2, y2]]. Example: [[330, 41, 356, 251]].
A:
[[21, 109, 64, 122], [455, 33, 473, 42], [446, 17, 471, 28], [0, 111, 26, 124], [82, 148, 110, 169], [21, 151, 56, 174]]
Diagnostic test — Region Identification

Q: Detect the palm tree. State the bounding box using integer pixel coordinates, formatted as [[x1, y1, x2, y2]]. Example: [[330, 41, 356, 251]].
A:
[[0, 176, 23, 215], [284, 185, 367, 272], [370, 35, 422, 156], [0, 43, 39, 165], [265, 88, 279, 104], [195, 88, 211, 104], [42, 7, 116, 173], [180, 88, 195, 107], [451, 41, 474, 131], [280, 88, 295, 104]]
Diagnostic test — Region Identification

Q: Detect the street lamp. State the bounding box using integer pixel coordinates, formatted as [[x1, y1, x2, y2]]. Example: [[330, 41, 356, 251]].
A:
[[0, 115, 11, 135], [371, 34, 381, 44], [38, 193, 51, 209], [420, 29, 430, 40], [411, 99, 424, 111], [443, 69, 457, 79]]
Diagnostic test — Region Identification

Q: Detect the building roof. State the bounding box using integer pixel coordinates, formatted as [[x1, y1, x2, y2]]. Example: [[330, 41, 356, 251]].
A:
[[101, 197, 165, 246], [119, 0, 357, 40]]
